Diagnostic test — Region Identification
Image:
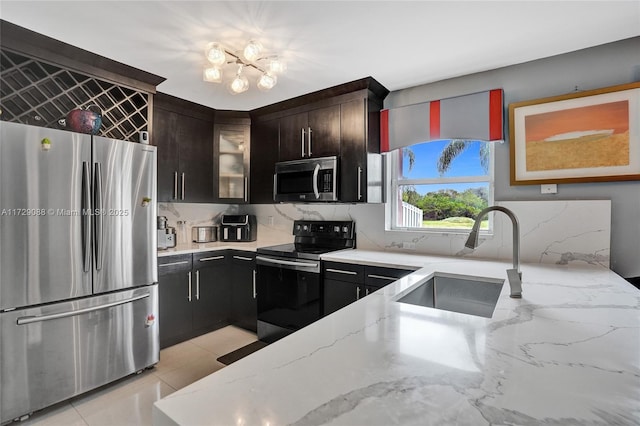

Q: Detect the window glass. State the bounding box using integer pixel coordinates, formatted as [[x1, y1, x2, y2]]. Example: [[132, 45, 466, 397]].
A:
[[391, 140, 493, 231]]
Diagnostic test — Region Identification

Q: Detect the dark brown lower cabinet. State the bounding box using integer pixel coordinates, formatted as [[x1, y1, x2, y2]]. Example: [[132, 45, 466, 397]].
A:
[[192, 251, 232, 334], [323, 261, 415, 316], [158, 249, 258, 348], [158, 251, 231, 349], [229, 251, 257, 332], [158, 254, 195, 348]]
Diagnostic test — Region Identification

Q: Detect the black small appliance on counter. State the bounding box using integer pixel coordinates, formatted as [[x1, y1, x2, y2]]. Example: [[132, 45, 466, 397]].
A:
[[220, 214, 257, 242]]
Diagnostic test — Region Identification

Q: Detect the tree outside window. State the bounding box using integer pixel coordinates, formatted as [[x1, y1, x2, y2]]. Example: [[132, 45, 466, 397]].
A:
[[391, 140, 493, 231]]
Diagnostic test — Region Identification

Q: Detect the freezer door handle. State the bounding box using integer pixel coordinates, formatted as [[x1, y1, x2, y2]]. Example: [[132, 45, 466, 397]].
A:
[[93, 162, 104, 271], [16, 293, 151, 325], [81, 162, 91, 272]]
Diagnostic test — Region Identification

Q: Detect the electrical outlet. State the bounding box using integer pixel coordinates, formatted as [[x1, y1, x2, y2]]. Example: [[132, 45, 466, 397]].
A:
[[402, 242, 416, 250], [541, 184, 558, 194]]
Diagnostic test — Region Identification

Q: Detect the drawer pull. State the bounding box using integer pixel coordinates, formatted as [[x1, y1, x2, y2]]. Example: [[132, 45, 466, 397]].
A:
[[199, 256, 225, 262], [159, 260, 189, 267], [367, 274, 398, 281], [233, 255, 253, 261], [326, 268, 357, 275]]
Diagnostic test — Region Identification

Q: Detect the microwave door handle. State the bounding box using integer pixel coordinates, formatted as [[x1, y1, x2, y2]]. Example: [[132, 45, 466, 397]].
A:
[[312, 163, 320, 199]]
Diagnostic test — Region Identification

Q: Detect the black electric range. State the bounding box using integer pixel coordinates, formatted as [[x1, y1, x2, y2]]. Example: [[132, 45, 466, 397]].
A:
[[255, 220, 355, 342], [256, 220, 356, 260]]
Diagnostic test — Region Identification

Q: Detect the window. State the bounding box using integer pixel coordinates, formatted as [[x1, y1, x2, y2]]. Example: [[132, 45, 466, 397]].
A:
[[388, 139, 494, 232]]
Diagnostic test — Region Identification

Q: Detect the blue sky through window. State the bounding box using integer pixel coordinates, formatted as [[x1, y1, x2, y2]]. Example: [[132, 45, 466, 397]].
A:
[[400, 140, 488, 195], [401, 140, 486, 178]]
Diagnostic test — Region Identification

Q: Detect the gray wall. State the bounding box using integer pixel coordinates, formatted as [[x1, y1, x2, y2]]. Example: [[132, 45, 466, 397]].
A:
[[384, 37, 640, 278]]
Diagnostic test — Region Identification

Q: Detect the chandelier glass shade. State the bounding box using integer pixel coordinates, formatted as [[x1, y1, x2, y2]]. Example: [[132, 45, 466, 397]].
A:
[[203, 39, 286, 94]]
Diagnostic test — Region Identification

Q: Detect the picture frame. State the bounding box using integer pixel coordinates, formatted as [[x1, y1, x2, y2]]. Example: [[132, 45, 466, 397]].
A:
[[509, 82, 640, 185]]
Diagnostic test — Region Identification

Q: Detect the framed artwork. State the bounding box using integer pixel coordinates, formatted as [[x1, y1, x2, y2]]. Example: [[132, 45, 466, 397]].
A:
[[509, 82, 640, 185]]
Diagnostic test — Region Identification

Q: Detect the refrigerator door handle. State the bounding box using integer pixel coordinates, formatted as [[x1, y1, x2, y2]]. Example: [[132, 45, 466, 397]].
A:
[[93, 163, 104, 271], [16, 293, 150, 325], [81, 162, 91, 272]]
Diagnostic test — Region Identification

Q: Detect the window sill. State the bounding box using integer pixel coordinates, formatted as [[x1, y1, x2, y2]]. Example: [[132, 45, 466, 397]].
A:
[[386, 227, 495, 239]]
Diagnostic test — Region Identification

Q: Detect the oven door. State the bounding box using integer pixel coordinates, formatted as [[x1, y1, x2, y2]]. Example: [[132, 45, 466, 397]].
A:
[[273, 156, 338, 202], [255, 255, 322, 343]]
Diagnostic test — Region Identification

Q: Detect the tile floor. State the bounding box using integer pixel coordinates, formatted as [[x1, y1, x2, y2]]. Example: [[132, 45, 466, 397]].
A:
[[18, 326, 258, 426]]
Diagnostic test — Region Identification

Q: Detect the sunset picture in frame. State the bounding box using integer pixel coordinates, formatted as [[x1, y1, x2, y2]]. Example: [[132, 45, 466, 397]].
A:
[[509, 82, 640, 185]]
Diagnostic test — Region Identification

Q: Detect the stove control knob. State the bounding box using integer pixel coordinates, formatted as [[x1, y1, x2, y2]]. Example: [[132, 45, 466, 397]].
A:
[[296, 224, 301, 231], [333, 226, 340, 233], [303, 225, 309, 231], [342, 226, 349, 233]]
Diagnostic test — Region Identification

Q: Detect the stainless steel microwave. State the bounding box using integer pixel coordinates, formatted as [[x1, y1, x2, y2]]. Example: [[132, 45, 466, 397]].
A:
[[273, 156, 338, 202]]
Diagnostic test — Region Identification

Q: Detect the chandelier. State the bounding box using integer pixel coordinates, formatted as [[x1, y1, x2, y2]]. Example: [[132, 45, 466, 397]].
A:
[[203, 40, 287, 94]]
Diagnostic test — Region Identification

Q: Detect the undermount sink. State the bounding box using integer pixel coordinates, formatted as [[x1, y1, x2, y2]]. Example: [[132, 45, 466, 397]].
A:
[[395, 272, 504, 318]]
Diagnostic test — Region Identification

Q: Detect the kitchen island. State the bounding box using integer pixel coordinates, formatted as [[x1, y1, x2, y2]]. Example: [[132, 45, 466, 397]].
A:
[[153, 250, 640, 425]]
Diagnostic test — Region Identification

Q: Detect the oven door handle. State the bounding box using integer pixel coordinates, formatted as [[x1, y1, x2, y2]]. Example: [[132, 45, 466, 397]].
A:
[[256, 255, 318, 269], [312, 163, 320, 199]]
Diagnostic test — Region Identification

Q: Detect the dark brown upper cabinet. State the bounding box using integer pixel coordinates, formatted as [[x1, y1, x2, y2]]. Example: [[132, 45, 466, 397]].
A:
[[250, 77, 388, 203], [250, 118, 280, 204], [278, 105, 341, 161], [339, 96, 384, 203], [213, 112, 251, 204], [153, 93, 215, 203]]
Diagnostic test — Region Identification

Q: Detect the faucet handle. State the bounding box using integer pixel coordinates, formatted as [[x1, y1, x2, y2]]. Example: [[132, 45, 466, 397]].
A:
[[506, 268, 523, 298]]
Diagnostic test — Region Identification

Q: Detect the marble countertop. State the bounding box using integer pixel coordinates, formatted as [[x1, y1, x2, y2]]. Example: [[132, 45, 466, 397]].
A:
[[157, 237, 293, 257], [153, 249, 640, 425]]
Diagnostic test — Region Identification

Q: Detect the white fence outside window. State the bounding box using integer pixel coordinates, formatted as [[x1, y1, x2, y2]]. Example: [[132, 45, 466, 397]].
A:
[[401, 202, 423, 228]]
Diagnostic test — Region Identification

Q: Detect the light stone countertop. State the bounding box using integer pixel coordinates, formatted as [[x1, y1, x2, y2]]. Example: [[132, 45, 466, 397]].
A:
[[153, 249, 640, 425], [156, 237, 293, 257]]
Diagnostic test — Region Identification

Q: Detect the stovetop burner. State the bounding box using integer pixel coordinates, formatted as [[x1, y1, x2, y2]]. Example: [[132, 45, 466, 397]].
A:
[[257, 220, 355, 260]]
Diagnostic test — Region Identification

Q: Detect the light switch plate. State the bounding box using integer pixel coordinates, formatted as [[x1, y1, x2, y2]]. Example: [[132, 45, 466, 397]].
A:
[[541, 184, 558, 194]]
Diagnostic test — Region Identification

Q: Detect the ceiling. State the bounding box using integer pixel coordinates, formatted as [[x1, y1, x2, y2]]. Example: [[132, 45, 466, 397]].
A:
[[2, 1, 639, 111]]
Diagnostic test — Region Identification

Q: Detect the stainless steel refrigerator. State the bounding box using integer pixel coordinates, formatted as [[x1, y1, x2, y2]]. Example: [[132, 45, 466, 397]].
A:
[[0, 121, 159, 423]]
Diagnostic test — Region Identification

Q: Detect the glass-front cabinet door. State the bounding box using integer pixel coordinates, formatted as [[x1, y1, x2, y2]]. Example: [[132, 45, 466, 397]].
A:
[[214, 124, 250, 203]]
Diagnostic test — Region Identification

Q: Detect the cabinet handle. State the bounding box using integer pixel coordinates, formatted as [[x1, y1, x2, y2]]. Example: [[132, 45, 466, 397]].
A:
[[198, 256, 225, 262], [357, 166, 363, 201], [159, 260, 190, 267], [181, 172, 185, 200], [195, 270, 200, 300], [252, 269, 257, 299], [367, 274, 398, 281], [301, 128, 306, 157], [187, 271, 192, 302], [326, 268, 357, 275], [365, 288, 370, 296], [244, 177, 248, 202], [233, 255, 253, 261], [273, 174, 277, 202], [173, 171, 178, 199], [307, 126, 312, 157], [356, 286, 361, 300]]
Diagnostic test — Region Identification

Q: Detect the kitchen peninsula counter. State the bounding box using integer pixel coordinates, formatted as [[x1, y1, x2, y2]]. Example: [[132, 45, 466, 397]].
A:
[[153, 250, 640, 425]]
